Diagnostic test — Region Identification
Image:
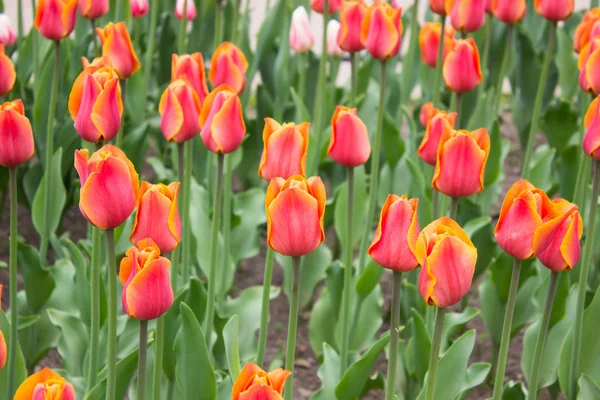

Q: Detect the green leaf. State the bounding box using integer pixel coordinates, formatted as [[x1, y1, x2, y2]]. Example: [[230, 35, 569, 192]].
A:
[[334, 166, 368, 249], [311, 344, 341, 400], [17, 242, 55, 313], [47, 308, 89, 376], [409, 309, 431, 382], [541, 100, 578, 150], [382, 113, 406, 169], [502, 381, 527, 400], [441, 307, 480, 353], [463, 216, 492, 239], [528, 145, 556, 193], [355, 261, 384, 301], [85, 347, 139, 400], [0, 311, 28, 396], [231, 188, 266, 264], [223, 315, 241, 384], [556, 28, 579, 99], [578, 375, 600, 400], [309, 286, 338, 357]]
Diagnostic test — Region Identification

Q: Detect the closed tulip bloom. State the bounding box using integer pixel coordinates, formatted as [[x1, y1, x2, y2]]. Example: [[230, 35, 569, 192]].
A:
[[130, 0, 149, 17], [535, 0, 573, 22], [209, 42, 249, 94], [361, 1, 403, 60], [119, 239, 174, 320], [96, 22, 140, 79], [368, 195, 419, 271], [258, 118, 310, 181], [290, 6, 314, 53], [0, 14, 16, 45], [14, 368, 76, 400], [79, 0, 109, 19], [0, 45, 15, 96], [574, 9, 600, 54], [415, 217, 477, 307], [0, 330, 5, 370], [130, 182, 182, 253], [449, 0, 486, 33], [579, 38, 600, 95], [485, 0, 492, 13], [172, 53, 209, 105], [419, 101, 435, 127], [159, 79, 202, 143], [200, 85, 246, 154], [232, 363, 291, 400], [419, 22, 455, 68], [266, 175, 326, 257], [327, 106, 370, 167], [34, 0, 77, 41], [75, 145, 139, 230], [327, 20, 344, 56], [0, 100, 35, 168], [583, 96, 600, 159], [312, 0, 342, 14], [430, 0, 451, 16], [175, 0, 196, 20], [443, 38, 482, 93], [417, 109, 457, 165], [432, 127, 490, 197], [338, 0, 367, 53], [491, 0, 526, 24]]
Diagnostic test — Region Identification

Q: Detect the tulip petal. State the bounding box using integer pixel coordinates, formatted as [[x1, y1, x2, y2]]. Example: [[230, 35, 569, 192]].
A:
[[268, 368, 291, 394], [210, 96, 246, 154], [233, 363, 264, 399], [125, 258, 173, 320], [0, 108, 35, 168], [91, 77, 123, 142], [259, 125, 307, 181], [361, 5, 399, 60], [238, 384, 284, 400], [14, 368, 63, 400]]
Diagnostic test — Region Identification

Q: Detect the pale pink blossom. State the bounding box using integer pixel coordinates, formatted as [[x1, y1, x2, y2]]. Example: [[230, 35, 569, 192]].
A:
[[0, 14, 16, 45], [326, 19, 343, 56], [175, 0, 197, 21], [130, 0, 149, 18], [290, 6, 314, 53]]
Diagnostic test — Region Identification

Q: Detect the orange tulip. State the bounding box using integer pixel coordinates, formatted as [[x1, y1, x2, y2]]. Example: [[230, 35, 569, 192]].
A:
[[96, 22, 140, 79], [419, 101, 435, 127], [415, 217, 477, 307], [368, 195, 419, 271], [584, 96, 600, 159], [449, 0, 486, 34], [419, 22, 455, 68], [232, 363, 291, 400], [360, 1, 403, 60], [443, 38, 482, 93], [327, 106, 370, 167], [209, 42, 249, 95], [258, 118, 309, 181], [34, 0, 77, 41], [0, 100, 34, 168], [429, 0, 451, 16], [0, 330, 5, 370], [579, 38, 600, 95], [79, 0, 109, 19], [172, 53, 209, 105], [432, 127, 490, 198], [0, 44, 15, 97], [338, 0, 368, 53], [75, 144, 139, 230], [491, 0, 526, 24], [159, 79, 202, 143], [266, 175, 326, 256], [534, 0, 573, 22], [130, 182, 182, 254], [119, 239, 174, 320], [200, 85, 246, 154], [417, 109, 457, 165], [14, 368, 76, 400], [311, 0, 342, 14], [574, 9, 600, 54]]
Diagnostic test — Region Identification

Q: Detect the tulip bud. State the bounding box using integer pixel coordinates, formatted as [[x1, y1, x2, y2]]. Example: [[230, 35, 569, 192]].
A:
[[14, 368, 76, 400], [266, 175, 326, 256], [583, 96, 600, 159], [574, 9, 600, 54], [172, 53, 209, 105], [69, 62, 123, 143], [290, 6, 314, 53], [175, 0, 196, 20], [450, 0, 486, 34], [0, 100, 35, 168], [0, 331, 5, 371], [258, 118, 310, 181], [443, 38, 482, 93], [417, 109, 457, 165], [327, 106, 370, 167], [209, 42, 249, 94], [75, 145, 139, 230], [327, 19, 344, 56], [0, 45, 14, 97], [415, 217, 477, 307], [361, 1, 403, 60], [432, 127, 490, 198], [419, 22, 455, 68], [130, 182, 182, 254], [0, 14, 17, 45], [96, 22, 141, 79], [159, 79, 202, 143], [419, 102, 435, 127], [232, 363, 291, 400], [430, 0, 449, 16], [200, 85, 246, 154], [368, 195, 420, 271], [79, 0, 109, 20], [311, 0, 342, 14], [338, 0, 367, 53], [485, 0, 492, 14], [579, 38, 600, 95], [130, 0, 149, 18], [491, 0, 526, 24], [34, 0, 77, 41], [119, 239, 174, 320], [534, 0, 573, 22]]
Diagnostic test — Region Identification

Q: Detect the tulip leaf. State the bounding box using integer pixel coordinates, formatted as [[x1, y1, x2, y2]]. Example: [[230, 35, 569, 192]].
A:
[[528, 145, 556, 194], [501, 381, 527, 400], [309, 287, 338, 358], [63, 238, 92, 327], [85, 346, 139, 400], [349, 283, 383, 353], [408, 308, 431, 382], [578, 375, 600, 400], [463, 216, 492, 239], [311, 344, 341, 400], [541, 99, 579, 151], [231, 188, 266, 264], [47, 308, 89, 377], [334, 165, 368, 250], [382, 112, 406, 169], [163, 286, 191, 381], [0, 311, 28, 397], [223, 315, 241, 383], [441, 307, 480, 353], [291, 86, 311, 123], [555, 27, 579, 100], [17, 242, 55, 313], [355, 260, 384, 301]]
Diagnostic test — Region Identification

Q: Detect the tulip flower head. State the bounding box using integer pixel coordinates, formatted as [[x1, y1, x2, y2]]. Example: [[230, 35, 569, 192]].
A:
[[485, 0, 492, 14], [583, 96, 600, 160], [419, 102, 436, 127], [0, 44, 14, 97], [14, 368, 76, 400], [290, 6, 315, 53], [534, 0, 573, 22], [419, 22, 455, 68], [491, 0, 526, 24], [443, 38, 482, 93], [210, 42, 249, 95], [417, 109, 457, 165], [0, 100, 35, 168], [34, 0, 77, 41], [75, 145, 139, 230], [258, 118, 310, 181], [0, 14, 16, 45], [0, 330, 5, 370], [361, 1, 403, 60], [579, 37, 600, 95], [430, 0, 451, 16], [175, 0, 197, 20], [574, 9, 600, 54], [172, 53, 209, 105], [130, 0, 149, 17], [327, 106, 371, 167], [232, 363, 291, 400], [338, 0, 368, 53], [449, 0, 486, 34], [312, 0, 342, 14], [266, 175, 326, 257], [200, 85, 246, 154], [79, 0, 109, 19], [327, 19, 344, 56], [159, 79, 203, 143], [96, 22, 141, 79]]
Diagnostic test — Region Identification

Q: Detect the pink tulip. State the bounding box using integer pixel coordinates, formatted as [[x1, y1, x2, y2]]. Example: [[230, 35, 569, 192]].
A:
[[327, 19, 344, 56], [130, 0, 149, 18], [0, 14, 16, 45], [290, 6, 314, 53], [175, 0, 196, 21]]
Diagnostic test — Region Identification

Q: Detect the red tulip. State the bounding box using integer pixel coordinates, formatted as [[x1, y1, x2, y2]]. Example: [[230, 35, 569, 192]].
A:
[[34, 0, 77, 41], [449, 0, 486, 34], [172, 53, 209, 105], [327, 106, 370, 167], [232, 363, 291, 400], [417, 109, 457, 165], [0, 330, 5, 370], [0, 100, 34, 168], [258, 118, 310, 181], [79, 0, 109, 19], [443, 38, 482, 93], [534, 0, 573, 22], [574, 9, 600, 54], [0, 44, 15, 97], [430, 0, 450, 16], [200, 85, 246, 154], [419, 102, 435, 127], [209, 42, 249, 95], [491, 0, 526, 24], [14, 368, 76, 400], [584, 96, 600, 159], [419, 22, 455, 68], [159, 79, 202, 144], [96, 22, 140, 79], [338, 0, 368, 53], [360, 1, 403, 60], [311, 0, 342, 14]]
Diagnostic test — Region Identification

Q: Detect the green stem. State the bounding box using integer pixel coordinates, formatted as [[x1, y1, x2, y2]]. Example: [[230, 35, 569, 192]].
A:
[[152, 315, 165, 400], [400, 0, 420, 105], [449, 197, 458, 220], [573, 94, 593, 206], [215, 1, 224, 49], [231, 0, 241, 43], [220, 153, 233, 301], [105, 229, 118, 400], [432, 188, 440, 220], [385, 271, 402, 400], [138, 320, 148, 400], [178, 0, 188, 53], [143, 0, 160, 88], [478, 14, 493, 96], [492, 258, 522, 400], [432, 15, 446, 107], [522, 23, 556, 179], [493, 25, 512, 116], [528, 271, 559, 400], [180, 141, 193, 286], [86, 224, 103, 393], [283, 256, 302, 400], [569, 160, 600, 399], [17, 0, 23, 39], [91, 19, 100, 57], [350, 52, 357, 108], [116, 79, 127, 148], [256, 247, 275, 367], [296, 52, 307, 122], [455, 93, 463, 127], [171, 143, 185, 292], [425, 307, 446, 400], [7, 168, 17, 399], [340, 167, 355, 373], [167, 378, 174, 400], [31, 0, 39, 92], [115, 0, 122, 21]]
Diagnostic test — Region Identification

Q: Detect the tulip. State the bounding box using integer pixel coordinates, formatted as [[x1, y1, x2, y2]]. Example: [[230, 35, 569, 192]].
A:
[[312, 0, 342, 14], [417, 109, 457, 165], [34, 0, 77, 41], [74, 144, 139, 230], [579, 38, 600, 95], [290, 6, 314, 53], [584, 96, 600, 159], [266, 175, 326, 256], [200, 85, 246, 154], [0, 14, 16, 45], [96, 22, 141, 79], [14, 368, 76, 400], [368, 195, 419, 271], [491, 0, 526, 24], [360, 1, 403, 60], [175, 0, 196, 20], [430, 0, 449, 16], [574, 9, 600, 54], [449, 0, 486, 34], [0, 44, 15, 97], [327, 106, 370, 167], [172, 53, 209, 105], [419, 22, 455, 68], [130, 0, 149, 17], [79, 0, 109, 19], [534, 0, 573, 23], [485, 0, 492, 14], [159, 79, 203, 143], [232, 363, 291, 400], [443, 38, 482, 93], [209, 42, 249, 94], [338, 0, 367, 53], [419, 101, 435, 127], [432, 127, 490, 198], [258, 118, 310, 181], [0, 330, 5, 370], [0, 100, 34, 168], [327, 19, 344, 56]]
